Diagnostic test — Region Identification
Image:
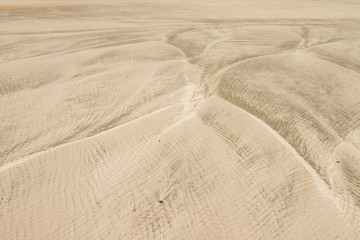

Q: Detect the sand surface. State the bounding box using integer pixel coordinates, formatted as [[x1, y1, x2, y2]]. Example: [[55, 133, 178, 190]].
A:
[[1, 0, 360, 239]]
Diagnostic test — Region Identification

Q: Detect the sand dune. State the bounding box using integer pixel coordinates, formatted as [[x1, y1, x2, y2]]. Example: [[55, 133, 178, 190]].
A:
[[1, 0, 360, 239]]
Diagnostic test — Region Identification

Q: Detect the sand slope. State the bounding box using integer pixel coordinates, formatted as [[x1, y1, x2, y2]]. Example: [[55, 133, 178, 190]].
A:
[[1, 0, 360, 239]]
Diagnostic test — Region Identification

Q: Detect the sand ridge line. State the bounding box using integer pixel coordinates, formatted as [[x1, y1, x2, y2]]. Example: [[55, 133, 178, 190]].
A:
[[210, 95, 360, 230], [0, 104, 178, 173], [235, 101, 360, 229], [299, 51, 360, 77], [218, 95, 360, 234], [213, 95, 337, 201], [207, 52, 288, 94]]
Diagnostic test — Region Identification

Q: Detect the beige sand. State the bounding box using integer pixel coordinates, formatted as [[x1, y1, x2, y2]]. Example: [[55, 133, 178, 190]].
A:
[[1, 0, 360, 239]]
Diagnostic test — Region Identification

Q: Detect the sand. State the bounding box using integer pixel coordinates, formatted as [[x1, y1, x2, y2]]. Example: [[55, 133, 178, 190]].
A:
[[1, 0, 360, 239]]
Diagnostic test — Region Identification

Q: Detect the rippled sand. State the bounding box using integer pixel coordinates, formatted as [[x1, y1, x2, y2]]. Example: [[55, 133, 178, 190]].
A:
[[1, 0, 360, 239]]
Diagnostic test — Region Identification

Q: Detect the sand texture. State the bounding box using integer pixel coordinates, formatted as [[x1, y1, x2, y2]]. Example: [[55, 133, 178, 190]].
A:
[[1, 0, 360, 239]]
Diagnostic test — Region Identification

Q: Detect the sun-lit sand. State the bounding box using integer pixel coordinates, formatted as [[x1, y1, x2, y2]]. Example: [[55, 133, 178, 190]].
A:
[[1, 0, 360, 239]]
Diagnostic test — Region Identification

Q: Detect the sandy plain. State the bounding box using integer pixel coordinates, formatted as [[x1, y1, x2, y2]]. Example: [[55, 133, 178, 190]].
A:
[[1, 0, 360, 239]]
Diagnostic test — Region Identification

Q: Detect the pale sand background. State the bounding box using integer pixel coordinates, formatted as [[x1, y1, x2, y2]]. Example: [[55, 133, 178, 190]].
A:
[[1, 0, 360, 239]]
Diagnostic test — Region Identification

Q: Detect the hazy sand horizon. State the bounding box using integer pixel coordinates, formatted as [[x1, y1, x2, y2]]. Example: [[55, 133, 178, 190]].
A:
[[1, 0, 360, 239]]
